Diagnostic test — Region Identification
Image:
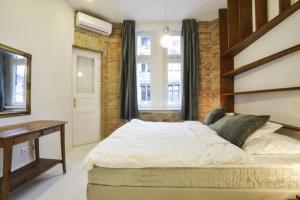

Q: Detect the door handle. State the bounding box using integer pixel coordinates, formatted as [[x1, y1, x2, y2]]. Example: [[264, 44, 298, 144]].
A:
[[73, 98, 77, 108]]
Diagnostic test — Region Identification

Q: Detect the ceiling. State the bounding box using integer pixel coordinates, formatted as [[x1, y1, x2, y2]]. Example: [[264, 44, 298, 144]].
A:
[[65, 0, 227, 23]]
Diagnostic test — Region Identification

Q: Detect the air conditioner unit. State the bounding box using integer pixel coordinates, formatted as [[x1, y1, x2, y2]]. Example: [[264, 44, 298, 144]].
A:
[[75, 12, 112, 36]]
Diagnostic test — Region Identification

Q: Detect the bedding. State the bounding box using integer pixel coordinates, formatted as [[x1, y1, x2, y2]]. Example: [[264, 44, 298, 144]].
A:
[[245, 121, 283, 142], [203, 108, 226, 125], [83, 119, 251, 171], [243, 132, 300, 155], [209, 114, 270, 147], [88, 155, 300, 189], [208, 114, 236, 132], [85, 119, 300, 200]]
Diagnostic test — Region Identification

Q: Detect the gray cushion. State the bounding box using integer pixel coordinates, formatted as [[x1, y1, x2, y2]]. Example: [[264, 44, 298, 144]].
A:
[[210, 115, 270, 147], [204, 108, 227, 125], [208, 115, 236, 133]]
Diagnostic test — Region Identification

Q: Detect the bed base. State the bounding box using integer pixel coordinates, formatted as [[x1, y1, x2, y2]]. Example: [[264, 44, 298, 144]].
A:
[[87, 184, 298, 200]]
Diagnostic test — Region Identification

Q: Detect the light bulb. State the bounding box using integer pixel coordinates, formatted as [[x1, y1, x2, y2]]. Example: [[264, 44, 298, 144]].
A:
[[160, 34, 170, 48], [77, 71, 83, 77], [160, 26, 170, 48]]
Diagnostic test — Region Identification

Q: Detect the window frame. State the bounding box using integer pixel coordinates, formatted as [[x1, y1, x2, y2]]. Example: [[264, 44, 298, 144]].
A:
[[163, 32, 183, 109], [136, 32, 154, 109], [136, 25, 182, 111]]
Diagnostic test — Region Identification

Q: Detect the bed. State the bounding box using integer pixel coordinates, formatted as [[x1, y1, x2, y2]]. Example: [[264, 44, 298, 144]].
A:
[[83, 119, 300, 200]]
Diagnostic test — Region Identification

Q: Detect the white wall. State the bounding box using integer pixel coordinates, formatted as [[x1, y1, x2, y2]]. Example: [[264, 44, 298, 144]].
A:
[[268, 0, 279, 20], [0, 0, 74, 172], [267, 0, 299, 22], [234, 6, 300, 127], [252, 0, 299, 32]]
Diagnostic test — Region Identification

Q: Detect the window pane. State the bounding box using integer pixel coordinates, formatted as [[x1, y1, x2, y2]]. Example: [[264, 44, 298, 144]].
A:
[[168, 84, 173, 102], [168, 92, 172, 101], [15, 65, 26, 104], [137, 36, 151, 55], [137, 63, 151, 105], [147, 85, 151, 101], [76, 56, 95, 94], [141, 85, 146, 101], [167, 63, 181, 105], [167, 36, 181, 55], [141, 63, 146, 72], [174, 91, 180, 102]]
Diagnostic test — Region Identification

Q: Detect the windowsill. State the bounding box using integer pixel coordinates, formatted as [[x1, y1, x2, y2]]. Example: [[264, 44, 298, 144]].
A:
[[139, 107, 181, 112], [4, 106, 26, 109]]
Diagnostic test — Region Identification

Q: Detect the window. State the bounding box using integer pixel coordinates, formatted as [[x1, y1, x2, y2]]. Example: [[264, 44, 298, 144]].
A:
[[137, 35, 151, 56], [165, 35, 182, 107], [14, 64, 26, 105], [167, 63, 181, 105], [137, 34, 152, 106], [9, 55, 27, 108], [137, 63, 151, 105], [168, 84, 180, 103], [167, 35, 181, 55], [136, 26, 182, 110]]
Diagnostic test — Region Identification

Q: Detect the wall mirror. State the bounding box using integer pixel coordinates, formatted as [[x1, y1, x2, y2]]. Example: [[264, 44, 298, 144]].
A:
[[0, 43, 31, 117]]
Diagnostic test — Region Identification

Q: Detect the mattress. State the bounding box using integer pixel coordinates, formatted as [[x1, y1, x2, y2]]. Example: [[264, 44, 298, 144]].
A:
[[88, 155, 300, 190]]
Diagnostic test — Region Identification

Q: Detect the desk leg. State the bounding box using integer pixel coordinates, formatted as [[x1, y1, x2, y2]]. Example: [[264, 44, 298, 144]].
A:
[[34, 138, 40, 160], [60, 125, 66, 174], [2, 140, 13, 200]]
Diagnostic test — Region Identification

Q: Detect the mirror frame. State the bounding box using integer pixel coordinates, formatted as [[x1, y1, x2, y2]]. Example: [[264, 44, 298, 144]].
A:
[[0, 43, 31, 118]]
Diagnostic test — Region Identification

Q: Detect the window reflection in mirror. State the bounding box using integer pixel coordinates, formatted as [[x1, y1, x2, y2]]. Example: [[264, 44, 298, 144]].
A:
[[0, 43, 31, 117]]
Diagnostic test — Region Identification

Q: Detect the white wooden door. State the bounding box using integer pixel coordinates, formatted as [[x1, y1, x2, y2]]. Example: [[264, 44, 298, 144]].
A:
[[72, 49, 100, 146]]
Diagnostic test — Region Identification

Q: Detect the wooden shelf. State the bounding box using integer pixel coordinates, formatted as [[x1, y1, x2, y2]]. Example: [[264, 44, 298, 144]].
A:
[[223, 1, 300, 57], [222, 44, 300, 77], [271, 121, 300, 132], [0, 159, 61, 192], [221, 86, 300, 96]]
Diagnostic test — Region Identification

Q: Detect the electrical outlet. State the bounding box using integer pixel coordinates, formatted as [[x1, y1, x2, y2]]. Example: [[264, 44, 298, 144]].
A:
[[20, 145, 34, 156], [21, 147, 28, 155]]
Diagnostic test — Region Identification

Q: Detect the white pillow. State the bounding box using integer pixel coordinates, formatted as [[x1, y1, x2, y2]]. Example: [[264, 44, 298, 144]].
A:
[[245, 122, 283, 143], [243, 133, 300, 155]]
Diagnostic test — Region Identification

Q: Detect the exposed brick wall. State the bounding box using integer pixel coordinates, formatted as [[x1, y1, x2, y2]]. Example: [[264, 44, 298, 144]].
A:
[[139, 111, 181, 122], [198, 20, 221, 122], [74, 19, 220, 138]]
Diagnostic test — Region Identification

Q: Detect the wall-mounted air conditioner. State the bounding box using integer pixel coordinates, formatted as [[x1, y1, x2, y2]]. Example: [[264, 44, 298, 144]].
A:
[[75, 12, 112, 36]]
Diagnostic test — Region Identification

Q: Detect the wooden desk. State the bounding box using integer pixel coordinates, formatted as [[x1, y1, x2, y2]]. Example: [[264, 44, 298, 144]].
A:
[[0, 120, 67, 200]]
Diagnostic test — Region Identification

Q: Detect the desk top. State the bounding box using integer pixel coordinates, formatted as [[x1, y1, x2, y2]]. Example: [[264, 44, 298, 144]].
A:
[[0, 120, 67, 139]]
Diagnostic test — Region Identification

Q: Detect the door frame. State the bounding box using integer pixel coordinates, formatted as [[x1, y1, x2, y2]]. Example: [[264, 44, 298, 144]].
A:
[[72, 48, 101, 146]]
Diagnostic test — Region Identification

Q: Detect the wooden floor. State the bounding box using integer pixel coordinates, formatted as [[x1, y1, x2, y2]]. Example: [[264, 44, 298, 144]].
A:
[[9, 143, 96, 200]]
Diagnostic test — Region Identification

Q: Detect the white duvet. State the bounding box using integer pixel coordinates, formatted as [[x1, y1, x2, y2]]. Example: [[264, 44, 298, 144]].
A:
[[83, 119, 251, 171]]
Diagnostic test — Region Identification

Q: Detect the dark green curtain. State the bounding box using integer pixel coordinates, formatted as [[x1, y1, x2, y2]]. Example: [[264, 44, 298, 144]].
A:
[[181, 19, 199, 120], [120, 20, 138, 120], [0, 52, 5, 112]]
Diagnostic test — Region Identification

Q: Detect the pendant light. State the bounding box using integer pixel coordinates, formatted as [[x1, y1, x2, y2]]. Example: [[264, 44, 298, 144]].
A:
[[160, 0, 170, 48]]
